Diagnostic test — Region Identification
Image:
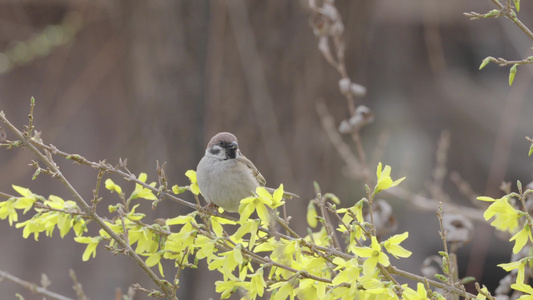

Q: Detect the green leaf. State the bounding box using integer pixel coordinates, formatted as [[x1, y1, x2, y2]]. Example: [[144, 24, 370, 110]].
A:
[[306, 202, 318, 228], [171, 184, 187, 194], [435, 274, 448, 282], [528, 143, 533, 156], [313, 181, 321, 195], [479, 57, 490, 70], [461, 276, 476, 284], [485, 9, 500, 18], [514, 0, 520, 11], [32, 168, 40, 180], [324, 193, 340, 204], [509, 64, 518, 86]]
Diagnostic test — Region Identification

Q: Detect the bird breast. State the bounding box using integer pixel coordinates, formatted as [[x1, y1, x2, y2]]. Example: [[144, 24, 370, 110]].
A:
[[197, 156, 259, 212]]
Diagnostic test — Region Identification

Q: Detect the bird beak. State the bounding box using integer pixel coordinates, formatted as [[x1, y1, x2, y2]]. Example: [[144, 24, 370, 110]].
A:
[[228, 141, 238, 150]]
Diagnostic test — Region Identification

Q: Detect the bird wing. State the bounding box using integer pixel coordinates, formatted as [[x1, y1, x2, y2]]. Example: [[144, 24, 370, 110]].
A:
[[240, 155, 266, 186], [239, 154, 299, 198]]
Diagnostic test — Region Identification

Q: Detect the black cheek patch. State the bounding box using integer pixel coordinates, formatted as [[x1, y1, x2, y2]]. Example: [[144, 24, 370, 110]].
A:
[[210, 148, 221, 155]]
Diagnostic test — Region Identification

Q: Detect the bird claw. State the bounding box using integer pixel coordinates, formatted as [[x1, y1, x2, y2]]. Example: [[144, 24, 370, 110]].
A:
[[202, 202, 220, 215]]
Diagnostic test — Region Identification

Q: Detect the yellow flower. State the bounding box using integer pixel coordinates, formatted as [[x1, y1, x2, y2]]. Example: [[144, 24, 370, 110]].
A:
[[238, 186, 285, 225], [373, 163, 405, 195], [478, 196, 521, 233], [511, 282, 533, 299], [383, 232, 412, 259], [353, 236, 390, 275], [510, 224, 533, 254], [475, 286, 490, 300], [130, 173, 157, 200], [402, 283, 428, 300], [185, 170, 200, 195], [105, 178, 122, 194], [499, 259, 526, 284]]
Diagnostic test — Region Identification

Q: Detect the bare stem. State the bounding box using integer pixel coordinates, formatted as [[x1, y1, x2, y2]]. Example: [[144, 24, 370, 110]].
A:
[[0, 112, 176, 300], [316, 194, 341, 250], [388, 266, 477, 299], [0, 191, 15, 199], [0, 270, 74, 300]]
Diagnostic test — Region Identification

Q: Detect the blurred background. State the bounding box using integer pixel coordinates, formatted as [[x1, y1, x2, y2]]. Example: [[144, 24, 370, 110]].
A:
[[1, 0, 533, 298]]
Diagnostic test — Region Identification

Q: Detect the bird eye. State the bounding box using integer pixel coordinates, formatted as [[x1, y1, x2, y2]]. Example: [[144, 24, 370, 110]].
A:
[[219, 141, 224, 146]]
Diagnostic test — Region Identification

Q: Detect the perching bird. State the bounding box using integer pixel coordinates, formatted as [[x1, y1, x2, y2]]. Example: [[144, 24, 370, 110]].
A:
[[196, 132, 297, 212]]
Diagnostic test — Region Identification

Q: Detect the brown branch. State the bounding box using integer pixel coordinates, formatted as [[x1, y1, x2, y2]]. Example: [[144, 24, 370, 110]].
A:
[[33, 202, 87, 216], [0, 111, 177, 300], [69, 269, 89, 300], [0, 191, 15, 199], [388, 266, 477, 299], [316, 193, 341, 250], [26, 140, 196, 211], [495, 0, 533, 41]]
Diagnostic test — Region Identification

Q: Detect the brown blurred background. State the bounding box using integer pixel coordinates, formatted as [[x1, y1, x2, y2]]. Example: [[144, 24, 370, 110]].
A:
[[1, 0, 533, 299]]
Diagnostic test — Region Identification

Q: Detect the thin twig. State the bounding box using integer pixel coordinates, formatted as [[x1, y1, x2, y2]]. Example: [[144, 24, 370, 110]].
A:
[[436, 203, 456, 288], [0, 191, 15, 199], [0, 112, 176, 300], [316, 193, 341, 250], [388, 266, 477, 299], [69, 269, 89, 300], [27, 139, 196, 211], [0, 270, 74, 300]]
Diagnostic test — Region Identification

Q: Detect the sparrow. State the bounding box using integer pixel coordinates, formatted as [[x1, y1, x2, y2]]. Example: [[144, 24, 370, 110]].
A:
[[196, 132, 297, 212]]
